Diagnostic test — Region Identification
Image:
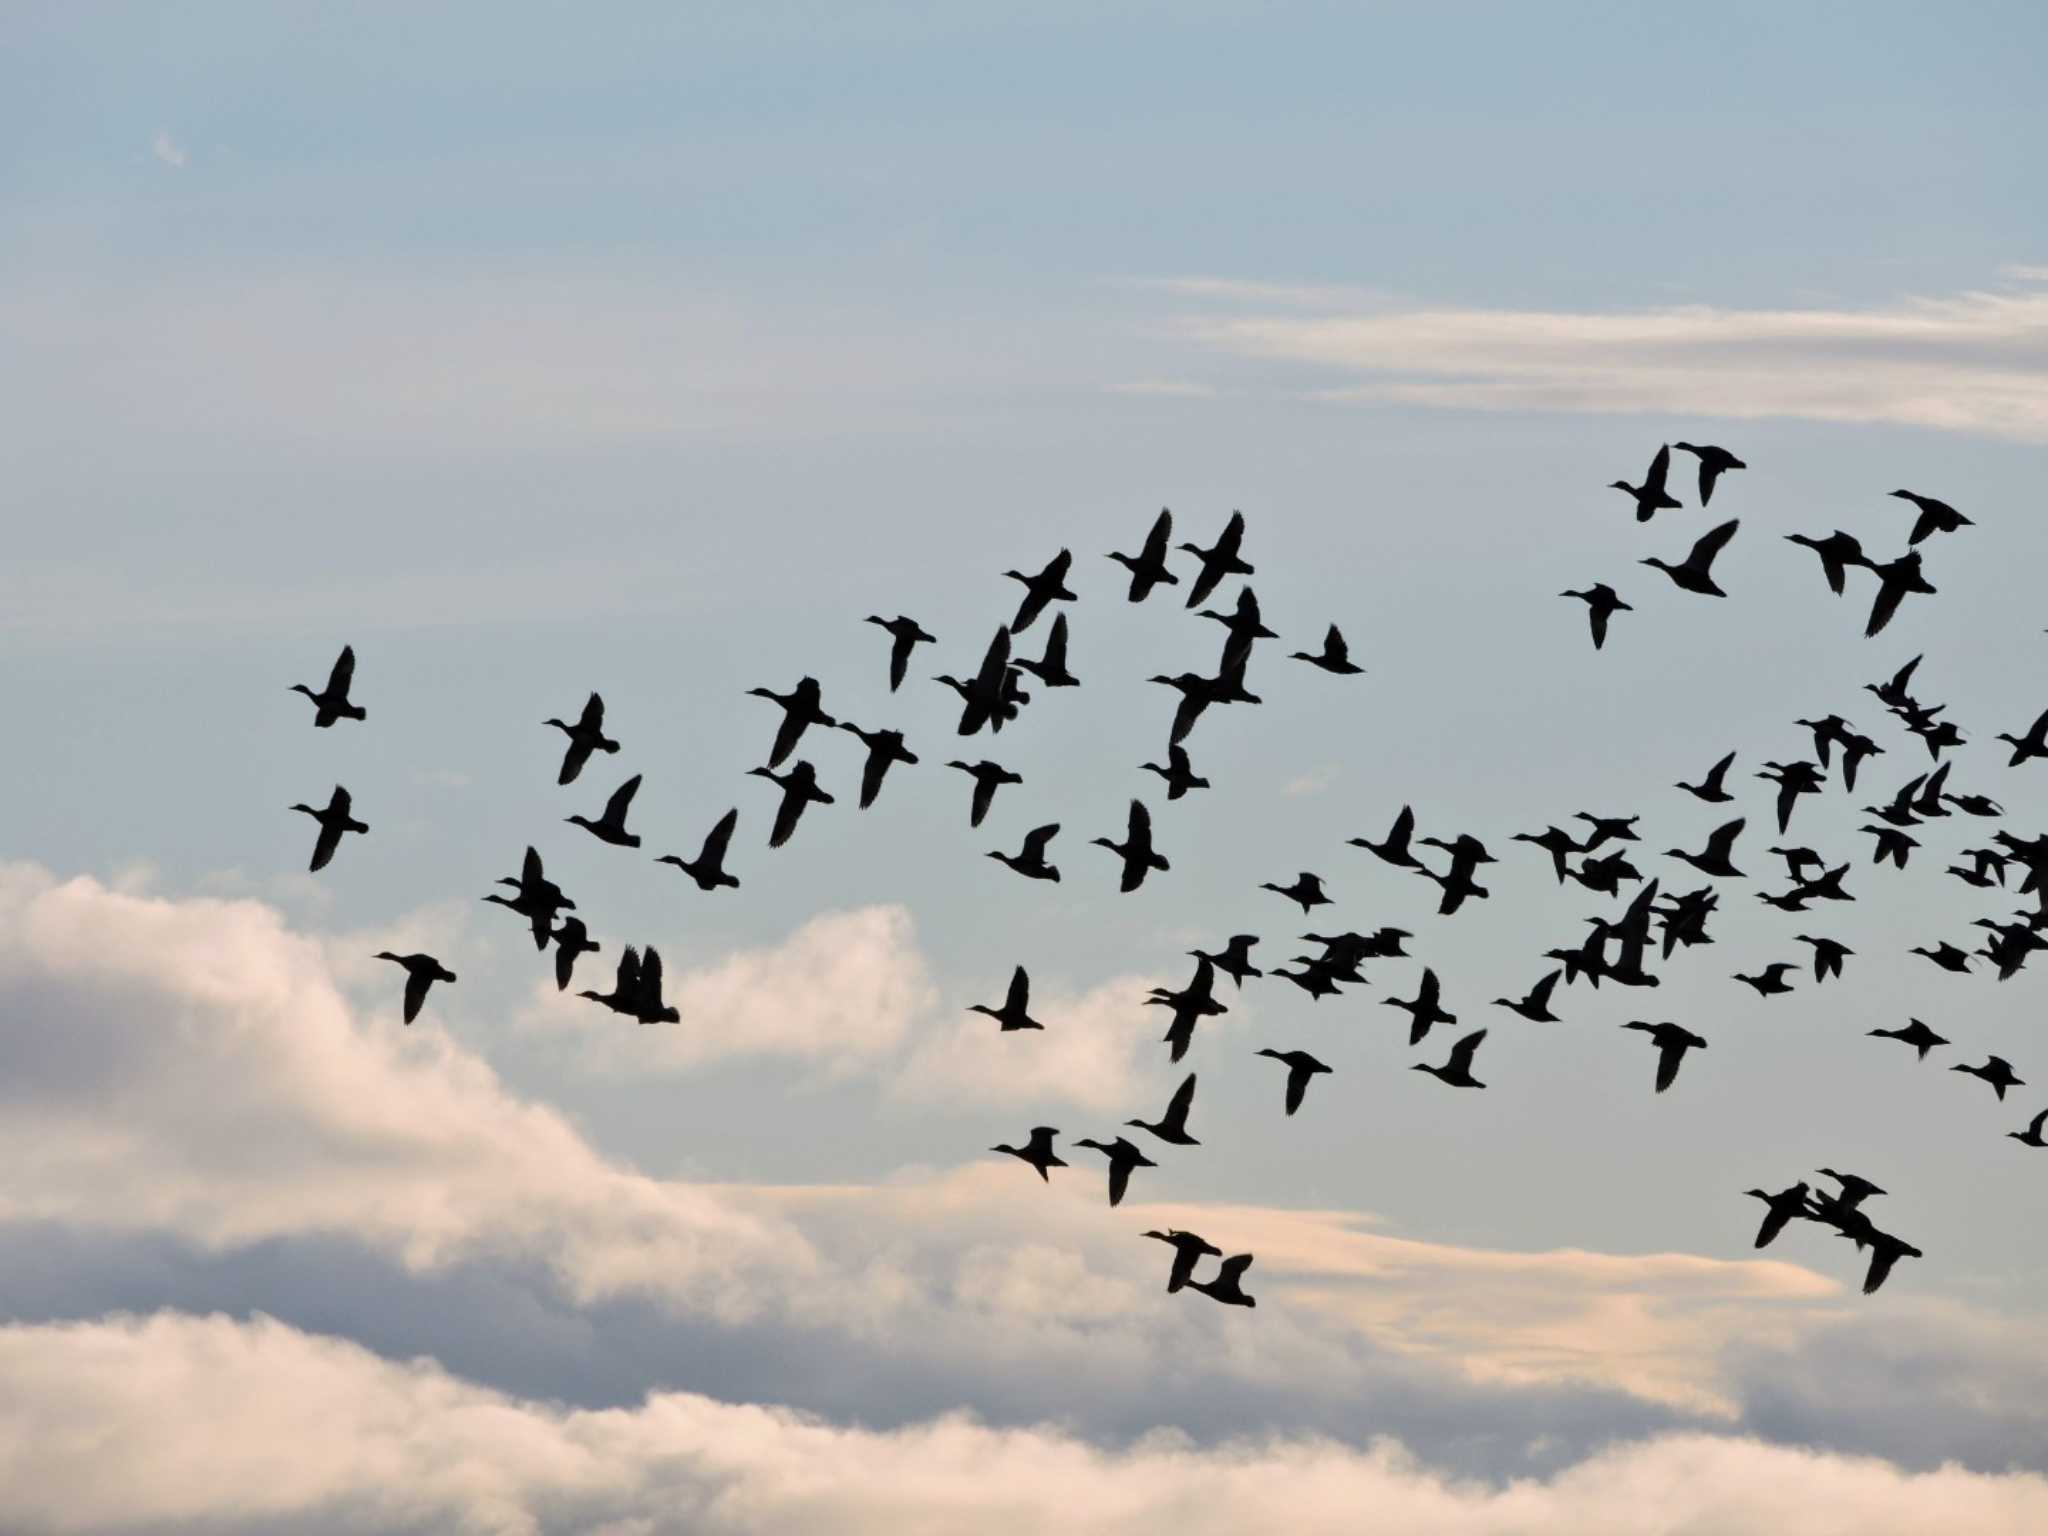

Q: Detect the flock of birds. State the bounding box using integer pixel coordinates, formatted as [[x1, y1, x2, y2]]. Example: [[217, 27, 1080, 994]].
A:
[[285, 470, 2043, 1306]]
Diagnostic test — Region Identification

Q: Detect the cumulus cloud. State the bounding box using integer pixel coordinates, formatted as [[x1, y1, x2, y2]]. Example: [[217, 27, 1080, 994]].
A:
[[5, 1309, 2048, 1536], [1164, 271, 2048, 441]]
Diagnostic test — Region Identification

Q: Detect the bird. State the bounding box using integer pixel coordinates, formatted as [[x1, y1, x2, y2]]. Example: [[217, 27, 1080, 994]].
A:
[[1610, 445, 1683, 522], [989, 823, 1061, 882], [1943, 792, 2004, 818], [1290, 624, 1364, 675], [628, 946, 680, 1024], [1185, 1252, 1257, 1308], [1623, 1021, 1708, 1093], [1148, 957, 1229, 1061], [1413, 1029, 1488, 1089], [969, 966, 1044, 1032], [2007, 1109, 2048, 1149], [1815, 1169, 1887, 1210], [1190, 934, 1262, 988], [483, 845, 574, 950], [1641, 518, 1739, 596], [1140, 743, 1209, 801], [1512, 826, 1583, 884], [1909, 942, 1971, 974], [1012, 612, 1079, 689], [577, 944, 643, 1015], [938, 626, 1021, 737], [1673, 441, 1745, 505], [1784, 531, 1872, 596], [1004, 549, 1076, 635], [1838, 732, 1885, 792], [1852, 1229, 1923, 1295], [1251, 1049, 1328, 1117], [1494, 970, 1561, 1022], [1864, 550, 1936, 638], [1890, 489, 1973, 545], [1128, 1073, 1200, 1146], [1574, 812, 1641, 850], [289, 645, 365, 727], [1092, 799, 1170, 893], [746, 676, 837, 766], [1665, 817, 1745, 878], [1179, 511, 1254, 608], [945, 759, 1022, 827], [1142, 1228, 1222, 1292], [289, 785, 368, 872], [1866, 654, 1923, 711], [991, 1127, 1066, 1182], [1560, 584, 1632, 650], [1757, 761, 1824, 834], [1270, 963, 1341, 1000], [1384, 967, 1457, 1045], [1995, 706, 2048, 768], [1072, 1135, 1156, 1207], [1259, 871, 1330, 914], [1196, 586, 1279, 659], [542, 692, 618, 785], [1676, 751, 1737, 803], [746, 761, 835, 848], [1108, 509, 1180, 602], [1734, 963, 1796, 997], [550, 916, 600, 991], [1952, 1056, 2024, 1101], [863, 614, 936, 692], [1350, 805, 1422, 868], [373, 951, 456, 1024], [1795, 935, 1853, 983], [655, 808, 742, 892], [837, 722, 920, 809], [567, 773, 643, 848], [1148, 671, 1224, 747], [1744, 1181, 1812, 1249]]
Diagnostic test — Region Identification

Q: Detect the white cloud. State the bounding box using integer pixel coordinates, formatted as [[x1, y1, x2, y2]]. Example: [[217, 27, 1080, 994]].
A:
[[1282, 765, 1337, 798], [5, 1309, 2048, 1536], [150, 129, 187, 169]]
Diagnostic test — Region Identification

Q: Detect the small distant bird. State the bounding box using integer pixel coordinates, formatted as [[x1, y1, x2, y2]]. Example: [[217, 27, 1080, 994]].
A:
[[1185, 1252, 1257, 1308], [863, 614, 937, 692], [1191, 934, 1262, 988], [1255, 1048, 1331, 1115], [1128, 1073, 1200, 1146], [1952, 1055, 2024, 1100], [1072, 1135, 1157, 1207], [1676, 750, 1737, 803], [1560, 584, 1632, 650], [1108, 509, 1180, 602], [2008, 1108, 2048, 1149], [1814, 1170, 1887, 1215], [1734, 963, 1796, 998], [1384, 967, 1457, 1045], [1623, 1020, 1708, 1093], [747, 761, 835, 848], [373, 951, 456, 1024], [1140, 743, 1209, 801], [991, 1127, 1066, 1182], [1413, 1029, 1488, 1089], [1796, 935, 1853, 983], [969, 965, 1043, 1032], [1642, 518, 1739, 597], [946, 759, 1022, 827], [837, 721, 920, 809], [1179, 511, 1254, 609], [543, 692, 618, 785], [990, 823, 1062, 882], [1493, 970, 1561, 1022], [290, 785, 368, 872], [550, 916, 599, 991], [1674, 442, 1745, 505], [1792, 860, 1855, 905], [1864, 550, 1936, 638], [1909, 941, 1972, 974], [1012, 612, 1079, 689], [1142, 1228, 1222, 1292], [1092, 799, 1171, 893], [1996, 707, 2048, 768], [747, 676, 837, 766], [1610, 445, 1683, 522], [1890, 489, 1973, 546], [567, 773, 643, 848], [655, 808, 742, 892], [1785, 531, 1872, 596], [1259, 871, 1331, 914], [290, 645, 365, 727], [1291, 624, 1364, 675], [1943, 792, 2004, 818], [1744, 1181, 1812, 1249], [1350, 804, 1422, 868], [1665, 817, 1745, 878], [1004, 549, 1076, 635]]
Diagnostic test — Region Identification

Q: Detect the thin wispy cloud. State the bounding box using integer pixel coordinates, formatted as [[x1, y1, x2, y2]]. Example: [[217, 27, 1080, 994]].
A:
[[149, 129, 187, 169]]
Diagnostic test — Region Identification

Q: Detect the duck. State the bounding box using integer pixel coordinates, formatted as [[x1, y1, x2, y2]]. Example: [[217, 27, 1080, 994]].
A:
[[1349, 804, 1422, 868], [1013, 612, 1080, 689], [1673, 441, 1745, 505], [969, 966, 1044, 1033], [1493, 970, 1561, 1022], [991, 1127, 1066, 1182], [373, 951, 456, 1024], [1952, 1055, 2024, 1100], [1641, 518, 1740, 596], [746, 676, 837, 766], [1560, 584, 1632, 650], [837, 721, 920, 809], [746, 761, 835, 848], [567, 773, 643, 848], [290, 785, 368, 872], [1179, 511, 1254, 608], [550, 916, 600, 992], [1140, 743, 1209, 801], [655, 808, 742, 892], [1092, 799, 1170, 892], [1890, 489, 1972, 545], [1413, 1029, 1488, 1089], [290, 645, 366, 727], [1004, 549, 1076, 635], [1185, 1253, 1257, 1308], [863, 614, 937, 691], [1072, 1135, 1157, 1207], [989, 823, 1062, 882], [1384, 967, 1457, 1045], [1127, 1073, 1200, 1146], [542, 691, 618, 784], [1259, 871, 1331, 914], [1623, 1021, 1708, 1093], [945, 759, 1022, 827], [1610, 445, 1682, 522], [1108, 509, 1180, 602], [1142, 1228, 1222, 1292], [1290, 624, 1365, 675]]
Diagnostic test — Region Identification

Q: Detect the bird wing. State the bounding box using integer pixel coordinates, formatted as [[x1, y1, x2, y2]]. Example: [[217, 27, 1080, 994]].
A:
[[1218, 510, 1247, 557], [1417, 968, 1441, 1010], [402, 968, 431, 1024], [522, 846, 544, 887], [1022, 823, 1060, 861], [1449, 1029, 1487, 1073], [1218, 1253, 1254, 1287], [859, 750, 887, 809], [558, 736, 594, 786], [702, 808, 738, 865], [1283, 1063, 1309, 1115], [309, 820, 342, 872], [1705, 817, 1746, 862], [1043, 612, 1070, 669], [2030, 1109, 2048, 1137], [326, 645, 356, 695], [1689, 518, 1740, 570], [603, 774, 642, 826], [969, 775, 997, 826], [1697, 458, 1723, 505], [1756, 1204, 1792, 1248], [639, 947, 666, 1008], [768, 787, 805, 848], [1169, 689, 1210, 745], [1527, 970, 1559, 1011], [888, 632, 913, 691], [1005, 966, 1029, 1013], [2027, 706, 2048, 748], [769, 709, 808, 767], [1589, 604, 1610, 649], [1129, 798, 1152, 845], [574, 691, 603, 730], [1106, 1157, 1132, 1208], [1862, 1244, 1900, 1295], [1165, 1072, 1196, 1129], [1143, 509, 1173, 561], [1654, 1040, 1685, 1093], [616, 946, 642, 995], [1704, 751, 1734, 792], [1908, 506, 1941, 545], [1644, 444, 1671, 499], [1323, 623, 1346, 661], [1388, 804, 1415, 853]]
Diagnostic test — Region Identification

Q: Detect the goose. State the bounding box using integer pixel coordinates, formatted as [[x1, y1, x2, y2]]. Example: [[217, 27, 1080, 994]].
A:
[[290, 644, 365, 727]]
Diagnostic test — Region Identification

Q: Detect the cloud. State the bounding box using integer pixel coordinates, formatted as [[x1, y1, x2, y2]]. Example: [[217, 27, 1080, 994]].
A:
[[150, 129, 187, 169], [1163, 270, 2048, 441], [6, 1309, 2048, 1536], [1282, 765, 1337, 798]]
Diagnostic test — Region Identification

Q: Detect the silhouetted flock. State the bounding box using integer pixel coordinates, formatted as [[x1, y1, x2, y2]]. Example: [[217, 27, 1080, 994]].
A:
[[287, 466, 2042, 1306]]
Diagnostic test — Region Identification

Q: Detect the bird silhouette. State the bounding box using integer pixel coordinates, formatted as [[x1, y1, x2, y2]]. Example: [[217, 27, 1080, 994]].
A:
[[863, 614, 936, 692], [1142, 1228, 1222, 1292], [1815, 1169, 1887, 1210], [1952, 1055, 2024, 1100], [1148, 956, 1228, 1061], [373, 951, 456, 1024], [939, 626, 1020, 736], [550, 916, 600, 991], [1512, 826, 1584, 884], [1794, 934, 1853, 983], [578, 944, 642, 1015], [1092, 799, 1170, 892], [2007, 1109, 2048, 1149], [1995, 706, 2048, 767], [1574, 812, 1640, 849], [1185, 1252, 1257, 1308], [1757, 761, 1824, 834], [1623, 1021, 1707, 1093], [945, 759, 1021, 827], [1148, 672, 1224, 747], [1665, 817, 1745, 878], [1560, 584, 1632, 650], [1676, 750, 1737, 803], [1611, 445, 1682, 522], [1140, 743, 1209, 801], [567, 773, 643, 848], [1909, 941, 1971, 973], [1384, 967, 1457, 1045], [290, 645, 365, 727], [543, 692, 618, 785], [1004, 549, 1076, 634], [1291, 624, 1364, 675], [1890, 489, 1973, 545], [1838, 731, 1885, 792], [747, 676, 837, 766], [1494, 970, 1561, 1022], [289, 785, 368, 872], [1259, 871, 1330, 914], [969, 966, 1043, 1032], [655, 808, 742, 891], [1744, 1181, 1812, 1249], [1013, 612, 1079, 689], [484, 846, 574, 950], [1642, 518, 1739, 596], [1128, 1073, 1200, 1146], [1109, 509, 1180, 602], [1197, 586, 1279, 661], [1864, 550, 1936, 638], [1784, 531, 1872, 596], [630, 946, 680, 1024], [1254, 1048, 1331, 1115], [989, 823, 1062, 882], [1674, 442, 1745, 505], [1350, 805, 1422, 868], [837, 721, 920, 809], [1734, 963, 1796, 998], [991, 1127, 1066, 1181], [747, 761, 835, 848], [1072, 1135, 1156, 1207], [1413, 1029, 1488, 1089], [1865, 654, 1923, 710], [1190, 934, 1262, 988], [1179, 511, 1254, 608]]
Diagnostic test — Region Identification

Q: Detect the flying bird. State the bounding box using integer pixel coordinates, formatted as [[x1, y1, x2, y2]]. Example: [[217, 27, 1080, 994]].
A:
[[290, 645, 365, 727], [1190, 934, 1262, 988], [945, 759, 1022, 827], [1013, 612, 1079, 689], [655, 808, 742, 892], [1413, 1029, 1488, 1089], [543, 692, 618, 785], [567, 773, 643, 848], [837, 721, 920, 809], [1676, 751, 1737, 804], [1384, 967, 1457, 1045], [1350, 805, 1422, 868], [969, 965, 1044, 1032], [1665, 817, 1745, 878], [1734, 963, 1796, 998], [483, 845, 574, 950], [1108, 509, 1180, 602], [1290, 624, 1365, 675], [2007, 1109, 2048, 1149], [1623, 1021, 1708, 1093], [989, 823, 1062, 882], [1952, 1055, 2024, 1101], [1610, 445, 1682, 522], [1255, 1048, 1331, 1115], [1004, 549, 1076, 635], [1785, 531, 1872, 596], [1072, 1135, 1157, 1207], [1995, 706, 2048, 768], [1142, 1228, 1222, 1292], [1673, 441, 1745, 505], [289, 785, 368, 872], [747, 676, 837, 766], [1641, 518, 1739, 597], [1494, 970, 1561, 1022], [1560, 584, 1632, 650], [1864, 550, 1936, 638], [1744, 1181, 1812, 1249], [1890, 489, 1973, 545], [373, 951, 456, 1024], [1140, 743, 1209, 801], [991, 1127, 1066, 1182], [1259, 871, 1331, 914], [1179, 511, 1254, 609], [1795, 935, 1853, 983], [1091, 799, 1170, 892], [863, 614, 937, 692], [1185, 1252, 1257, 1308], [550, 916, 600, 992], [746, 761, 835, 848], [1128, 1073, 1200, 1146]]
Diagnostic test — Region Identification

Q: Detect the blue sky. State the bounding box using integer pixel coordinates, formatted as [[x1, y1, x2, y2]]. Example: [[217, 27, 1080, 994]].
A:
[[4, 5, 2048, 1532]]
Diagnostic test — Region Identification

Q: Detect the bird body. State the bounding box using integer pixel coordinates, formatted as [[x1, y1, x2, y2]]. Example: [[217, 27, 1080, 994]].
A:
[[290, 645, 366, 727], [543, 692, 617, 784], [748, 761, 835, 848], [969, 966, 1043, 1032], [1109, 510, 1179, 602], [1611, 445, 1682, 522], [567, 773, 643, 848], [373, 951, 456, 1024], [655, 808, 742, 891], [990, 823, 1062, 882], [290, 785, 368, 872], [1642, 518, 1739, 596]]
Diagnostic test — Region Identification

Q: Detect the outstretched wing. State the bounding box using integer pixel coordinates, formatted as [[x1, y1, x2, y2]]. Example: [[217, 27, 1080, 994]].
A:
[[1283, 1064, 1309, 1115], [769, 787, 805, 848], [604, 774, 643, 825], [1865, 574, 1909, 638], [1526, 970, 1559, 1012], [1005, 965, 1030, 1013], [522, 846, 545, 887], [1644, 443, 1671, 500], [1106, 1157, 1132, 1208], [577, 691, 605, 732], [1128, 798, 1152, 846], [1654, 1040, 1686, 1093], [402, 967, 431, 1024], [1021, 823, 1060, 861], [1141, 508, 1173, 562], [1704, 817, 1746, 862], [326, 645, 356, 696], [1164, 1072, 1196, 1129], [559, 736, 595, 786], [309, 819, 342, 872], [969, 774, 997, 826], [702, 808, 738, 866], [1689, 518, 1740, 570], [1449, 1028, 1487, 1074]]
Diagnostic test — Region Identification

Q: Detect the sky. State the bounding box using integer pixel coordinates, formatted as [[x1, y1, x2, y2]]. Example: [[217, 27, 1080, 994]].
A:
[[5, 3, 2048, 1531]]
